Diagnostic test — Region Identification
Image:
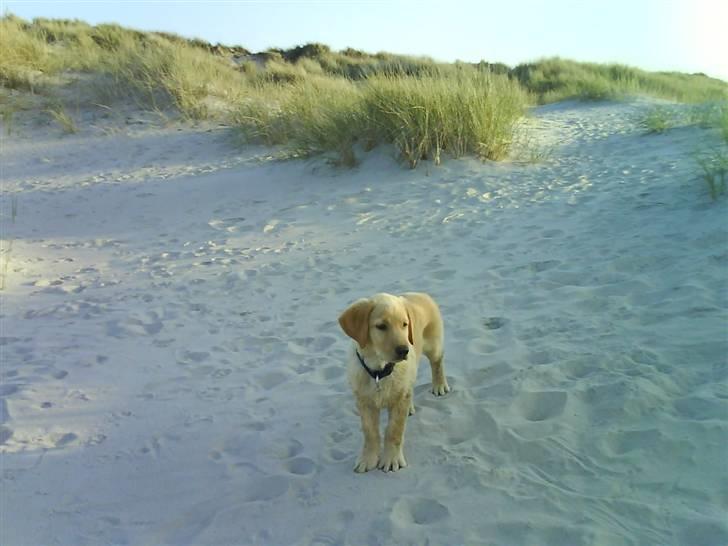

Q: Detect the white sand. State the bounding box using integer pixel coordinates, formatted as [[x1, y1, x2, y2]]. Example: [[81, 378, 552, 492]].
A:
[[1, 98, 727, 545]]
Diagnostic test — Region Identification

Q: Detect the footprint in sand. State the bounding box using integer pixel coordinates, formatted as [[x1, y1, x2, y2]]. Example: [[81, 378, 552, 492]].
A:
[[255, 371, 290, 390], [427, 269, 457, 281], [210, 368, 232, 379], [603, 428, 663, 455], [483, 316, 508, 330], [273, 438, 304, 459], [528, 259, 561, 273], [0, 426, 13, 445], [0, 390, 13, 445], [284, 457, 316, 476], [318, 365, 345, 383], [0, 384, 20, 397], [243, 475, 290, 502], [107, 312, 163, 338], [445, 407, 499, 445], [322, 424, 354, 463], [467, 362, 514, 385], [175, 349, 210, 366], [288, 335, 337, 356], [561, 355, 597, 379], [208, 217, 253, 233], [324, 446, 349, 463], [468, 338, 499, 355], [676, 521, 728, 546], [391, 497, 450, 526], [51, 432, 79, 448], [468, 363, 516, 401], [514, 391, 567, 421], [528, 348, 566, 366], [51, 369, 69, 379], [673, 397, 726, 421]]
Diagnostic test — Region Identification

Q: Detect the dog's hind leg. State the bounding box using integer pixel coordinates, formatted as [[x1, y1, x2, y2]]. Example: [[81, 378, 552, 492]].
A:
[[426, 350, 450, 396]]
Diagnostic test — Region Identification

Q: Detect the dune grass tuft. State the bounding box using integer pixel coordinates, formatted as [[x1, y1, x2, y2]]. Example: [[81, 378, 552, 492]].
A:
[[691, 105, 728, 199], [641, 106, 674, 133], [696, 149, 728, 200], [513, 58, 728, 104], [47, 104, 78, 133], [234, 70, 526, 167], [362, 71, 526, 166], [0, 15, 250, 119]]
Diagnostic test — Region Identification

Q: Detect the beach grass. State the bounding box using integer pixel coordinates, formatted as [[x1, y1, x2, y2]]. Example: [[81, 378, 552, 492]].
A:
[[0, 196, 18, 291], [362, 71, 527, 165], [513, 57, 727, 103], [695, 148, 728, 199], [234, 70, 527, 167], [719, 104, 728, 143], [641, 106, 674, 133], [3, 14, 727, 167], [47, 104, 78, 133], [692, 105, 728, 199], [1, 106, 15, 135], [0, 15, 251, 118], [636, 102, 727, 199]]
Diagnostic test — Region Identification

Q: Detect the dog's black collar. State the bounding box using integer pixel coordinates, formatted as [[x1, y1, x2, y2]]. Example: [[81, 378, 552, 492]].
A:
[[356, 351, 396, 383]]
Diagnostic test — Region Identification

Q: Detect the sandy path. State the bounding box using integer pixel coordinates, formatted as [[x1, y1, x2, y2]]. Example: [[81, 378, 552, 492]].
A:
[[1, 99, 726, 545]]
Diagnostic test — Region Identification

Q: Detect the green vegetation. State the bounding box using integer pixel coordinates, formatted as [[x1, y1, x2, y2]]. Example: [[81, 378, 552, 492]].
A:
[[47, 103, 78, 133], [638, 102, 728, 134], [1, 107, 15, 135], [363, 72, 526, 165], [637, 101, 728, 199], [696, 150, 728, 200], [0, 15, 249, 118], [0, 196, 17, 291], [719, 104, 728, 143], [2, 14, 727, 168], [513, 57, 727, 103], [694, 105, 728, 199], [234, 71, 527, 166], [641, 106, 674, 133]]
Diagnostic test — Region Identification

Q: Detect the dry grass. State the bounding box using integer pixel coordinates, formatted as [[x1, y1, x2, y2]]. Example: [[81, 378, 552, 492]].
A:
[[514, 58, 727, 103], [2, 14, 727, 169], [47, 104, 78, 133]]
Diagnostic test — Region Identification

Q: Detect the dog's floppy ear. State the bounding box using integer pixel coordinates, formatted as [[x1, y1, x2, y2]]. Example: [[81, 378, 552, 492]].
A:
[[406, 308, 414, 345], [338, 298, 374, 348]]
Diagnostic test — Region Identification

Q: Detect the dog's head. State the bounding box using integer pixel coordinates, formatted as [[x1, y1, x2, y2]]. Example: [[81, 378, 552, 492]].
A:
[[338, 293, 413, 363]]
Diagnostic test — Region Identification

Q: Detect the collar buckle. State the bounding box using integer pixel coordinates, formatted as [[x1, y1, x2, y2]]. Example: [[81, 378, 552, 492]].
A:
[[356, 351, 397, 382]]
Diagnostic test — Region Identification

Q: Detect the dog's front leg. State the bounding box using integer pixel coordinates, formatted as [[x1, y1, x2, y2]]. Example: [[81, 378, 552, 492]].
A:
[[354, 398, 380, 473], [379, 393, 410, 472]]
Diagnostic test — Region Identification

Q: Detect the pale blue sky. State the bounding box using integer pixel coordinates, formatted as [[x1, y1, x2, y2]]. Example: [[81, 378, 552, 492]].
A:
[[4, 0, 727, 80]]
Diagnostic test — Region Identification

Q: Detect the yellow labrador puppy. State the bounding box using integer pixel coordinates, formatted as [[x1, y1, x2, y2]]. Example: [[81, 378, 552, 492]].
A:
[[338, 292, 450, 473]]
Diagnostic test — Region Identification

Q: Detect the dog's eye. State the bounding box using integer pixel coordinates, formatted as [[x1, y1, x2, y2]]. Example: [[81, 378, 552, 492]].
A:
[[403, 322, 408, 328], [375, 324, 387, 331]]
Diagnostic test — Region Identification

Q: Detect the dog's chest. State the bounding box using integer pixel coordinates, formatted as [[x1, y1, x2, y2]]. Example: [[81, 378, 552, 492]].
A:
[[363, 377, 398, 408], [347, 356, 415, 409]]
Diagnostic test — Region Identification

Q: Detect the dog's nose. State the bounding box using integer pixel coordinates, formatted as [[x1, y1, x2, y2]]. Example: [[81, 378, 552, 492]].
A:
[[395, 345, 409, 359]]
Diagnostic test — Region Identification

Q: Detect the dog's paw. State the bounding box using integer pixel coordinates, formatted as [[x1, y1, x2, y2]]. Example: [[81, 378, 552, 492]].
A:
[[432, 380, 450, 396], [378, 448, 407, 472], [408, 403, 416, 416], [354, 450, 379, 473]]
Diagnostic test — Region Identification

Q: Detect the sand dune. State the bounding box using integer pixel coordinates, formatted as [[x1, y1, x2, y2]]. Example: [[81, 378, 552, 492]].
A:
[[1, 98, 727, 545]]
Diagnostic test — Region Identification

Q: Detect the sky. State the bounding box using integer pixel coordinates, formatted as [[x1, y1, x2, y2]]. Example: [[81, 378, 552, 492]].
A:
[[3, 0, 727, 81]]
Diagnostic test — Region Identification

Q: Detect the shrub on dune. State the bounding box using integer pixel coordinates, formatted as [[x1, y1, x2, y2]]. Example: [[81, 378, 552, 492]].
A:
[[233, 69, 527, 167]]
